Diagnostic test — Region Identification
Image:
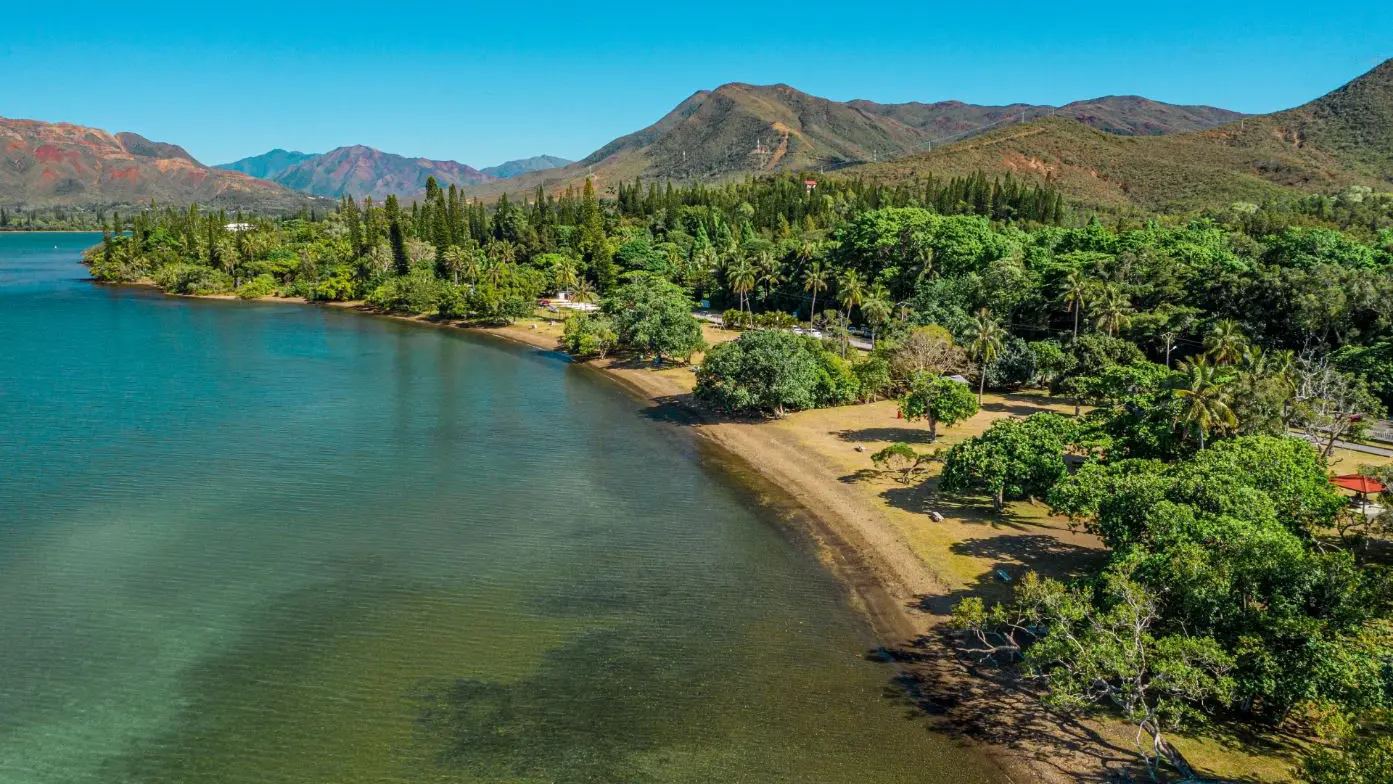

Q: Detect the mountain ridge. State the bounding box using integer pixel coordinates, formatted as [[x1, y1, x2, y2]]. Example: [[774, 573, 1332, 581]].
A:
[[849, 58, 1393, 212], [463, 83, 1245, 199], [0, 116, 314, 212]]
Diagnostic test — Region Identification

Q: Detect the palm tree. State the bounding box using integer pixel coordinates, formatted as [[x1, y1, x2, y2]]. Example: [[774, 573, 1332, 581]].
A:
[[837, 269, 866, 321], [1093, 285, 1132, 335], [801, 262, 829, 323], [1205, 319, 1249, 365], [755, 251, 782, 306], [1174, 358, 1237, 450], [861, 285, 893, 347], [553, 256, 579, 294], [441, 245, 467, 285], [968, 308, 1006, 404], [461, 244, 485, 286], [572, 278, 597, 304], [1059, 269, 1090, 341], [727, 257, 757, 314], [911, 242, 934, 284], [482, 260, 507, 289]]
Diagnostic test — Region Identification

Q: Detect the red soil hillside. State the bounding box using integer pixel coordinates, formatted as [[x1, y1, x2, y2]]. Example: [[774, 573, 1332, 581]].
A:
[[0, 117, 314, 212]]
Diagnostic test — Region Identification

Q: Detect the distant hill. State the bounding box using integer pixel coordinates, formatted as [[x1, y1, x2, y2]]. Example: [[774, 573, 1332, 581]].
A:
[[266, 146, 497, 200], [480, 154, 572, 179], [465, 83, 1242, 199], [216, 149, 320, 180], [0, 117, 314, 212], [850, 59, 1393, 212], [850, 95, 1244, 142]]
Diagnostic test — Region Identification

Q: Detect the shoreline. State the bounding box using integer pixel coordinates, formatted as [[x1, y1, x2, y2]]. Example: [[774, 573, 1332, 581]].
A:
[[100, 285, 1109, 782]]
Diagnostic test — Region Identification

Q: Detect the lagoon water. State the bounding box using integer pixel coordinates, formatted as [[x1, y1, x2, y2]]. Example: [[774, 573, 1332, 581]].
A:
[[0, 233, 996, 783]]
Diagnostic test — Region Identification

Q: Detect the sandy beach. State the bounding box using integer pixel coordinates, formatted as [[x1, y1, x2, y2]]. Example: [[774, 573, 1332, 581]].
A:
[[124, 291, 1368, 782]]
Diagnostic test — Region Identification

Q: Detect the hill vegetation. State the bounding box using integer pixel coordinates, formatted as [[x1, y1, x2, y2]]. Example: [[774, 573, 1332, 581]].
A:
[[853, 59, 1393, 213], [466, 84, 1240, 200]]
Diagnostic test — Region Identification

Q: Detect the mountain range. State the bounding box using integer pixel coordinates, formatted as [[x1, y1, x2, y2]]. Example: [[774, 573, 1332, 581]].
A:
[[0, 118, 315, 212], [214, 149, 573, 200], [462, 86, 1247, 198], [851, 58, 1393, 212], [3, 60, 1389, 216]]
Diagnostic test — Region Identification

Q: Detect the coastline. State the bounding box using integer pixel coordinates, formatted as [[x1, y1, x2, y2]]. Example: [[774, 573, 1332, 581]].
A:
[[103, 288, 1138, 782]]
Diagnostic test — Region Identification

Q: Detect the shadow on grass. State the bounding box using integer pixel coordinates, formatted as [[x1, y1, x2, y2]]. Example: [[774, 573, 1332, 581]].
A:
[[834, 426, 939, 446]]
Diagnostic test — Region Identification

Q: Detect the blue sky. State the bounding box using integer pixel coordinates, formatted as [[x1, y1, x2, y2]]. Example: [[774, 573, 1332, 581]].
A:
[[1, 1, 1388, 168]]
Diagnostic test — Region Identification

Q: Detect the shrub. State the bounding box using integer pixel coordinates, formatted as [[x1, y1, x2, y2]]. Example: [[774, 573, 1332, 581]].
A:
[[852, 354, 894, 402], [153, 263, 232, 295], [754, 311, 798, 330], [871, 442, 935, 484], [235, 274, 278, 299], [722, 309, 751, 330], [367, 273, 442, 314], [562, 313, 619, 358]]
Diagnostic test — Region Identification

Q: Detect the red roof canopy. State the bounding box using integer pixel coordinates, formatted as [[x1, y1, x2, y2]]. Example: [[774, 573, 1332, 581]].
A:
[[1332, 475, 1388, 494]]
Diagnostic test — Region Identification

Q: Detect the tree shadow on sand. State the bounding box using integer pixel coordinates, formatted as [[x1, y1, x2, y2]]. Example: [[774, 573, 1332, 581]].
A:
[[834, 426, 940, 445], [869, 627, 1149, 783]]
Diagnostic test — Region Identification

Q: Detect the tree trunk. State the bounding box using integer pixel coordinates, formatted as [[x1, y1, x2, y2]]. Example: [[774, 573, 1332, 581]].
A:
[[978, 366, 987, 405], [928, 416, 938, 443], [1142, 719, 1196, 781], [809, 291, 817, 323], [1072, 305, 1079, 341], [992, 487, 1004, 513]]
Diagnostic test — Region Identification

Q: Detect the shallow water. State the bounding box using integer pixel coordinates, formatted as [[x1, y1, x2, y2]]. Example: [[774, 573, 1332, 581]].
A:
[[0, 233, 998, 783]]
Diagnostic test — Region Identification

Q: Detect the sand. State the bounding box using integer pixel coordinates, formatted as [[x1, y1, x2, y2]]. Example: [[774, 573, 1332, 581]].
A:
[[136, 294, 1304, 781]]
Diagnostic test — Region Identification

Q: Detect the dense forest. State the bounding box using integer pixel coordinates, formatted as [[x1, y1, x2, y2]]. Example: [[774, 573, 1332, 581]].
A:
[[86, 172, 1393, 779]]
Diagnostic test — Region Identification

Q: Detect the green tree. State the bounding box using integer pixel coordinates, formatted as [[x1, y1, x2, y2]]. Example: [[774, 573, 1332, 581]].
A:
[[898, 373, 979, 442], [836, 268, 866, 321], [871, 442, 935, 484], [604, 274, 705, 362], [384, 194, 408, 276], [727, 257, 757, 314], [1059, 268, 1090, 341], [940, 414, 1075, 512], [1303, 734, 1393, 784], [1204, 318, 1249, 364], [562, 312, 619, 359], [951, 569, 1235, 780], [861, 284, 893, 347], [695, 330, 830, 417], [801, 261, 829, 322], [1092, 284, 1132, 336], [1173, 357, 1237, 450], [967, 307, 1005, 404]]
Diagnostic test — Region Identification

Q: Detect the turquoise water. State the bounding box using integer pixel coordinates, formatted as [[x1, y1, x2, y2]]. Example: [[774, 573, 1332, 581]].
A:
[[0, 233, 997, 783]]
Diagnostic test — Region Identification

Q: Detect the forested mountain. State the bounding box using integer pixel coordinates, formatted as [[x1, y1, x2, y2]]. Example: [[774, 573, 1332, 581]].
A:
[[0, 117, 313, 212], [854, 59, 1393, 212], [268, 146, 497, 200], [216, 149, 319, 179], [465, 84, 1240, 199], [480, 155, 572, 179]]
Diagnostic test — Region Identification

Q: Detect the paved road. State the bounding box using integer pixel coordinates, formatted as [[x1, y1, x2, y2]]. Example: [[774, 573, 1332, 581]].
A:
[[693, 311, 875, 351], [1290, 431, 1393, 458]]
